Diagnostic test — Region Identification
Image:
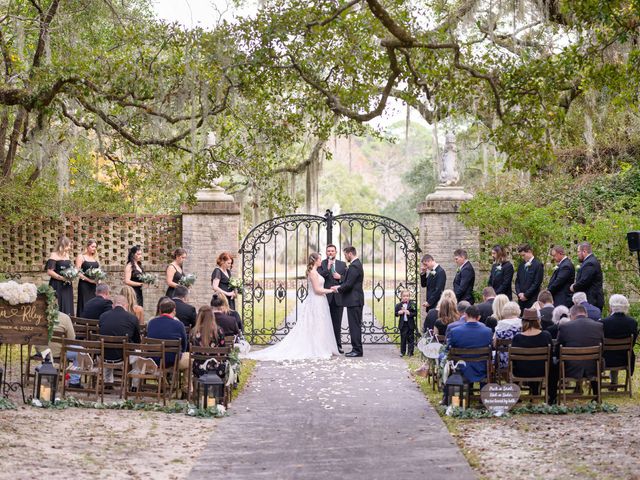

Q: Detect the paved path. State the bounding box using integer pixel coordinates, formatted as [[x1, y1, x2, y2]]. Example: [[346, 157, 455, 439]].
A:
[[189, 346, 475, 480]]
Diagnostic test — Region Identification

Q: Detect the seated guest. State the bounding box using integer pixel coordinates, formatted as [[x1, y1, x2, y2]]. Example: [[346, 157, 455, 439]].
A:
[[572, 291, 601, 321], [445, 301, 470, 339], [120, 285, 144, 325], [99, 295, 141, 383], [512, 308, 554, 401], [537, 290, 555, 330], [448, 305, 493, 384], [155, 296, 171, 317], [546, 305, 570, 339], [477, 287, 496, 326], [146, 299, 189, 370], [218, 293, 244, 332], [433, 295, 459, 337], [423, 289, 456, 333], [557, 304, 604, 394], [211, 295, 241, 336], [172, 285, 197, 329], [190, 306, 227, 377], [80, 284, 112, 319], [601, 294, 638, 376], [36, 311, 81, 387], [485, 294, 509, 332], [494, 301, 522, 370]]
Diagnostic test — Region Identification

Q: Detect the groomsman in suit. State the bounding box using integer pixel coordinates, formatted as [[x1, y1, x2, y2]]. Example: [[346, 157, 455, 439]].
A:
[[332, 246, 365, 357], [571, 242, 604, 310], [515, 244, 544, 311], [318, 244, 348, 354], [420, 254, 446, 313], [453, 249, 475, 304], [547, 245, 575, 308]]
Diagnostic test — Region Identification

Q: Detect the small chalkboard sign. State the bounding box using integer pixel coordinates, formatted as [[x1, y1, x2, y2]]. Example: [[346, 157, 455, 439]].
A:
[[0, 294, 49, 344], [480, 383, 521, 416]]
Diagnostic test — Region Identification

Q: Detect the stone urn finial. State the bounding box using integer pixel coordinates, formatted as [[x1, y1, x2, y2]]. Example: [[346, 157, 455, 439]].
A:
[[439, 132, 460, 186]]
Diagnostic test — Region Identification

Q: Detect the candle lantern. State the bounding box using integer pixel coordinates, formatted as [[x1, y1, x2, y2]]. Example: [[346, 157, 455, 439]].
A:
[[444, 365, 469, 409], [196, 372, 225, 410], [34, 360, 59, 403]]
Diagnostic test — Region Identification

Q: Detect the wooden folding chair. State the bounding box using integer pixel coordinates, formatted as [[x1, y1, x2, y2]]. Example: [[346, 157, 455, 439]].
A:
[[122, 342, 166, 404], [188, 346, 231, 406], [558, 345, 602, 404], [448, 346, 493, 406], [70, 317, 100, 341], [60, 338, 104, 402], [141, 338, 182, 399], [95, 335, 127, 398], [508, 345, 551, 404], [494, 338, 512, 384], [602, 336, 634, 398], [224, 335, 236, 346]]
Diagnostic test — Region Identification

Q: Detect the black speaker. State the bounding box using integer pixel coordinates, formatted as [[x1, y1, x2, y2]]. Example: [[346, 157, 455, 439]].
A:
[[627, 231, 640, 252]]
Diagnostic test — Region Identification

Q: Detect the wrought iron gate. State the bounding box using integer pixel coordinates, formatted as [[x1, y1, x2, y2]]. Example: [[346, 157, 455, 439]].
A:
[[240, 210, 420, 344]]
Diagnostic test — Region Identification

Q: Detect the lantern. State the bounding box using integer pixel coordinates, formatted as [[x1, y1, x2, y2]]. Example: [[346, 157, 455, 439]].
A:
[[196, 372, 225, 410], [34, 360, 59, 403], [444, 365, 469, 409]]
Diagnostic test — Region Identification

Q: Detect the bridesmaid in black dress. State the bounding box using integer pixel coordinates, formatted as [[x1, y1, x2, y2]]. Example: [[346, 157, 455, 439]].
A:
[[211, 251, 236, 310], [124, 245, 145, 307], [75, 239, 99, 316], [45, 236, 75, 316], [165, 248, 187, 298]]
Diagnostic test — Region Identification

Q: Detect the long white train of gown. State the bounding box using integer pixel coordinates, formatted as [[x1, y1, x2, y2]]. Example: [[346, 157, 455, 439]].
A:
[[246, 278, 339, 361]]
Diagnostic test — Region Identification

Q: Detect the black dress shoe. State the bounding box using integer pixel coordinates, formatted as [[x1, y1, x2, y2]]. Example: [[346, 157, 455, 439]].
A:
[[345, 351, 363, 357], [338, 348, 344, 354]]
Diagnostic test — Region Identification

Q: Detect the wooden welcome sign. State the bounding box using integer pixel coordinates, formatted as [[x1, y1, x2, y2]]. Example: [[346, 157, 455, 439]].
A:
[[0, 294, 49, 344], [480, 383, 521, 416]]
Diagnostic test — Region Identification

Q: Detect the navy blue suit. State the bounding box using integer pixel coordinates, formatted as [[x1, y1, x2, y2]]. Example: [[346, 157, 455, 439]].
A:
[[574, 254, 604, 310], [448, 322, 493, 382], [453, 262, 475, 304], [487, 261, 514, 300], [601, 312, 638, 372], [337, 258, 364, 355], [547, 257, 575, 308]]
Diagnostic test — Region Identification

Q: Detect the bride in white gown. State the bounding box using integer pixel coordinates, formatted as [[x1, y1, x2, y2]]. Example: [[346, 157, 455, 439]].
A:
[[247, 252, 339, 361]]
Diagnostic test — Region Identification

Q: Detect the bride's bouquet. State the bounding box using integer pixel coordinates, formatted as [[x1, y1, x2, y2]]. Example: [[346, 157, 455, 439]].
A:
[[60, 266, 80, 283], [178, 273, 197, 288], [229, 277, 244, 295], [83, 267, 107, 282], [138, 273, 157, 285]]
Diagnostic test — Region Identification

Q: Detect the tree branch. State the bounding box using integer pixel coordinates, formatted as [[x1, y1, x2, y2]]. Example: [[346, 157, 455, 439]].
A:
[[306, 0, 361, 29], [31, 0, 60, 73]]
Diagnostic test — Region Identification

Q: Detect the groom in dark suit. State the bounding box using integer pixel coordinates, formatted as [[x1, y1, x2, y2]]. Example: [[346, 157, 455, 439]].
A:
[[318, 244, 348, 353], [332, 246, 364, 357]]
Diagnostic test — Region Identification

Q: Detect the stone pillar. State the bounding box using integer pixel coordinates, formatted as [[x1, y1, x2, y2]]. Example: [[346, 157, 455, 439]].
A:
[[181, 189, 241, 308], [416, 186, 478, 290]]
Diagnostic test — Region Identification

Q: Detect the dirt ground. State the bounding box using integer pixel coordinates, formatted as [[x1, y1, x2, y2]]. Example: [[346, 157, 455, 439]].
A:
[[455, 404, 640, 479], [0, 404, 213, 480]]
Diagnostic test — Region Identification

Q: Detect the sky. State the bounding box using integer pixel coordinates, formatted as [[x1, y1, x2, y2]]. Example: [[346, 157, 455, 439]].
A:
[[150, 0, 427, 131]]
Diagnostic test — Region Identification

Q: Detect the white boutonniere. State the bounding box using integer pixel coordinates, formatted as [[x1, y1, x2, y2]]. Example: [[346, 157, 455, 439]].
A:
[[430, 270, 437, 277], [525, 261, 532, 269], [553, 265, 559, 271], [495, 264, 502, 272], [456, 267, 461, 273], [576, 265, 581, 270]]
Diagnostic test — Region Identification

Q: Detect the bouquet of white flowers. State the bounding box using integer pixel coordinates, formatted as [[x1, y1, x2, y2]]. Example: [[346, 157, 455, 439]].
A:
[[60, 266, 80, 282], [178, 273, 196, 288], [229, 277, 244, 295], [138, 273, 157, 285], [0, 281, 38, 305], [83, 267, 107, 282]]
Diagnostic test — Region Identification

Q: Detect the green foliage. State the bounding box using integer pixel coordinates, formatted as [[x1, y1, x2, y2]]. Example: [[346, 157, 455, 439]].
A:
[[318, 163, 382, 213], [441, 401, 618, 419], [0, 398, 17, 410], [37, 284, 59, 341], [460, 169, 640, 300]]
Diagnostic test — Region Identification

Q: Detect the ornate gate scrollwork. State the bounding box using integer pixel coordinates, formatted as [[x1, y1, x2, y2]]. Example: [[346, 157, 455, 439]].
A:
[[240, 210, 420, 345]]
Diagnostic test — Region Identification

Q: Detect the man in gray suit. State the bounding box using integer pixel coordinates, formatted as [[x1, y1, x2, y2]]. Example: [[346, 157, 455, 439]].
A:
[[557, 304, 604, 396]]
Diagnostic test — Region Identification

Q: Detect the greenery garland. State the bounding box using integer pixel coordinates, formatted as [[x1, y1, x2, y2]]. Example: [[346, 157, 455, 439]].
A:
[[441, 401, 618, 419], [33, 397, 227, 418], [0, 397, 17, 410], [37, 284, 59, 341]]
